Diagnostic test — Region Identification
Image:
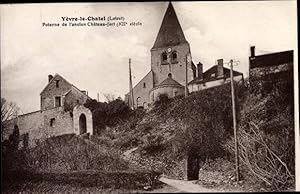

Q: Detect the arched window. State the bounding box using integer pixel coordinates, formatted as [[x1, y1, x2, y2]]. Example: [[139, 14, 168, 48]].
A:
[[136, 97, 142, 108], [171, 51, 177, 63], [161, 52, 167, 64], [168, 73, 172, 78]]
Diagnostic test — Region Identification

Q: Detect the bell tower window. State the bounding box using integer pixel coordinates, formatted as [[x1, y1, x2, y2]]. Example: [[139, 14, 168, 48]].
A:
[[171, 51, 178, 63], [161, 52, 168, 64]]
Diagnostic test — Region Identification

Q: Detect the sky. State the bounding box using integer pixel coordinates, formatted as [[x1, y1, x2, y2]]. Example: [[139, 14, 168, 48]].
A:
[[0, 1, 297, 114]]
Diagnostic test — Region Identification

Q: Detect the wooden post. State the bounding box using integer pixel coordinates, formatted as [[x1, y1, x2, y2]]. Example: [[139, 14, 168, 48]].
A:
[[129, 58, 135, 110], [229, 59, 240, 182], [185, 55, 189, 97]]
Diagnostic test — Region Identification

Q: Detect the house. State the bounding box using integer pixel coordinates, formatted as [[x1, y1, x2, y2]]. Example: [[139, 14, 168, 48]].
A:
[[188, 59, 243, 93], [249, 46, 293, 82], [3, 74, 94, 148], [125, 2, 243, 109]]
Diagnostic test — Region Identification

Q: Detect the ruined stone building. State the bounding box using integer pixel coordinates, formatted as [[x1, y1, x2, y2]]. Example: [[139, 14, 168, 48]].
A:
[[125, 2, 243, 109], [249, 46, 293, 82], [4, 74, 94, 147]]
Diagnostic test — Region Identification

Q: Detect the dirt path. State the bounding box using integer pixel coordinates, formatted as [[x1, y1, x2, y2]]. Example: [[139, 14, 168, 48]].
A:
[[159, 177, 236, 193]]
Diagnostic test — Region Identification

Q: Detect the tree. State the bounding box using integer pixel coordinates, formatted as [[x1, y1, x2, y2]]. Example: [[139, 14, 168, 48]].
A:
[[1, 98, 20, 130], [102, 92, 116, 103]]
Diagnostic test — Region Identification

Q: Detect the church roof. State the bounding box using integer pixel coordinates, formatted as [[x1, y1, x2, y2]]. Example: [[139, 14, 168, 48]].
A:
[[151, 2, 188, 50], [157, 76, 184, 87]]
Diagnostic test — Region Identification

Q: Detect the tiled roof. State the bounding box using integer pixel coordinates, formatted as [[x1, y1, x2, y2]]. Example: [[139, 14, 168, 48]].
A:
[[157, 77, 184, 87], [250, 50, 293, 68], [152, 2, 188, 49], [189, 65, 243, 84]]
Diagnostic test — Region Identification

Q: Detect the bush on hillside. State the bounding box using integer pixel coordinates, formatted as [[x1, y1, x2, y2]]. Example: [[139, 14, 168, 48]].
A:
[[166, 83, 246, 161], [25, 134, 129, 172], [2, 125, 29, 174], [84, 98, 132, 135], [224, 77, 294, 190]]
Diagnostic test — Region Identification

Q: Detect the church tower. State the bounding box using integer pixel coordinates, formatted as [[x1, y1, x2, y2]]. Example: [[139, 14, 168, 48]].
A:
[[151, 2, 195, 87]]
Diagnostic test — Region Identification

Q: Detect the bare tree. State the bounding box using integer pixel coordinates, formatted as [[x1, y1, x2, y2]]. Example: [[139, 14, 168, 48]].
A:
[[1, 98, 20, 128], [102, 92, 116, 103]]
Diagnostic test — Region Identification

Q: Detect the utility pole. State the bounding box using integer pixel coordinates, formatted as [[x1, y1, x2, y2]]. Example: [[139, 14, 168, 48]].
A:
[[129, 58, 135, 110], [97, 93, 99, 102], [229, 59, 240, 182], [185, 54, 190, 97]]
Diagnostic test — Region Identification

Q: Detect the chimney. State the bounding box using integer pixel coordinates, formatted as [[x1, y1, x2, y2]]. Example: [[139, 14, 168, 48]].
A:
[[197, 62, 203, 80], [250, 46, 255, 57], [48, 74, 53, 83], [81, 90, 87, 95], [217, 59, 224, 78]]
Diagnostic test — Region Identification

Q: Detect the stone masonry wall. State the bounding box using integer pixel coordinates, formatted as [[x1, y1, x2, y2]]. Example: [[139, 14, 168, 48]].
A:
[[40, 75, 72, 111], [188, 75, 243, 93], [150, 86, 184, 102], [4, 107, 74, 148], [73, 105, 93, 135], [131, 71, 154, 109], [64, 87, 89, 111], [151, 43, 194, 87]]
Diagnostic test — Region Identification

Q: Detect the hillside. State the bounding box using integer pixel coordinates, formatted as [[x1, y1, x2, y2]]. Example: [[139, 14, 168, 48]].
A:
[[98, 77, 294, 191], [2, 76, 294, 192]]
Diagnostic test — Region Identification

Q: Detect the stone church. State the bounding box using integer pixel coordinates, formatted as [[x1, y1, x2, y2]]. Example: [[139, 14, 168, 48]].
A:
[[125, 2, 243, 109], [4, 74, 94, 147]]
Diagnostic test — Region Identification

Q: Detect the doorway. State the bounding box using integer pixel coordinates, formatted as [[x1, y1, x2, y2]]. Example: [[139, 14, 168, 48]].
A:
[[79, 113, 87, 134]]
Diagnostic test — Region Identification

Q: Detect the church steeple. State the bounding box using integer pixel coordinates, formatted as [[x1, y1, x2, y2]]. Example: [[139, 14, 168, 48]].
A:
[[152, 2, 188, 50]]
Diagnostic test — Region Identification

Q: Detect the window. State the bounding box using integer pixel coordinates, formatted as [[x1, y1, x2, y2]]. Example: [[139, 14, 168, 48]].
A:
[[50, 118, 55, 127], [136, 97, 142, 108], [211, 73, 216, 78], [55, 80, 60, 88], [168, 73, 172, 78], [171, 51, 177, 63], [143, 82, 146, 88], [55, 96, 61, 107], [161, 52, 167, 64]]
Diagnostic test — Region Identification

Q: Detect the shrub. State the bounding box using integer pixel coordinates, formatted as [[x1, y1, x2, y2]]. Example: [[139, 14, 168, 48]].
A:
[[24, 134, 129, 172], [168, 83, 245, 161], [84, 98, 132, 134], [224, 77, 294, 190]]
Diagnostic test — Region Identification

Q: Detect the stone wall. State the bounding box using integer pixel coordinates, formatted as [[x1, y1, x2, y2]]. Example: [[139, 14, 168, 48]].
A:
[[131, 71, 154, 109], [151, 43, 195, 88], [150, 85, 184, 102], [4, 107, 74, 147], [40, 74, 72, 111], [73, 105, 93, 135], [64, 87, 89, 111], [188, 75, 243, 93], [249, 62, 292, 79]]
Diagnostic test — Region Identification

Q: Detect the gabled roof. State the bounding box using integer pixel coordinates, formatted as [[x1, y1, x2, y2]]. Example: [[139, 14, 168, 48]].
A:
[[189, 65, 243, 84], [151, 2, 188, 50], [40, 73, 91, 99], [157, 76, 184, 87], [250, 50, 293, 68]]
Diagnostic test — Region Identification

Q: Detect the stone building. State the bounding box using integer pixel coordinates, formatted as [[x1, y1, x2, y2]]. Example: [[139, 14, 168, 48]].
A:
[[125, 2, 243, 109], [249, 46, 293, 82], [4, 73, 94, 147]]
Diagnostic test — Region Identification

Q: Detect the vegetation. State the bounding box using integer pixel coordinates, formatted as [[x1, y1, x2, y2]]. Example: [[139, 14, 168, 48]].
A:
[[224, 76, 294, 190], [2, 72, 294, 191], [2, 133, 162, 193], [84, 98, 132, 135], [1, 98, 20, 130]]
